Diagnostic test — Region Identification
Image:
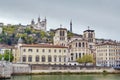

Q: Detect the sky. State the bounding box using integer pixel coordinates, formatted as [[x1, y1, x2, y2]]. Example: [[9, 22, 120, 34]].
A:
[[0, 0, 120, 40]]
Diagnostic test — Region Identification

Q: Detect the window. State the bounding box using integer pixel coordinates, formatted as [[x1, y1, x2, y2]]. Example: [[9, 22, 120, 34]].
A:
[[42, 49, 45, 52], [36, 49, 39, 52], [22, 55, 26, 62], [49, 49, 51, 53], [42, 56, 45, 62], [76, 43, 77, 47], [36, 55, 39, 62], [79, 43, 81, 47], [79, 53, 81, 58], [28, 49, 32, 52], [59, 49, 61, 53], [59, 56, 61, 62], [23, 49, 26, 52], [54, 55, 57, 62], [28, 55, 32, 62], [76, 53, 77, 59], [54, 49, 56, 53], [64, 50, 66, 53], [82, 42, 84, 47], [48, 55, 52, 62], [64, 56, 66, 62]]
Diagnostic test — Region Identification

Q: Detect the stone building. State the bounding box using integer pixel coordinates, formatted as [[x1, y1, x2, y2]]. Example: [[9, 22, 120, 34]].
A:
[[31, 17, 47, 31], [53, 26, 96, 62], [53, 28, 68, 47], [68, 29, 95, 62]]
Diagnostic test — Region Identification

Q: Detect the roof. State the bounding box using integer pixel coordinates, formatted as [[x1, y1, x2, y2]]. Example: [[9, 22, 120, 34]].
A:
[[0, 44, 14, 49], [21, 43, 68, 48], [55, 28, 67, 31], [96, 42, 120, 46], [18, 37, 23, 43], [84, 29, 94, 32]]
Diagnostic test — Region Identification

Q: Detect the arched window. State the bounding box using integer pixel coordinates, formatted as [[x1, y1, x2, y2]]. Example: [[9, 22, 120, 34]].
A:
[[79, 42, 81, 47], [22, 55, 26, 62], [82, 42, 84, 47], [59, 56, 61, 62], [76, 43, 77, 47], [62, 31, 65, 36], [54, 55, 57, 62], [64, 56, 66, 62], [60, 30, 62, 36], [48, 55, 52, 62], [36, 55, 39, 62], [71, 53, 73, 61], [42, 55, 45, 62], [28, 55, 32, 62], [76, 53, 77, 59], [79, 53, 81, 58]]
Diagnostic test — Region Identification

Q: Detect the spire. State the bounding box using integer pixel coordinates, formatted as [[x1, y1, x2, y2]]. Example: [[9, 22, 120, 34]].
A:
[[38, 16, 40, 22], [70, 20, 72, 32], [31, 19, 35, 25], [44, 16, 47, 22], [60, 24, 62, 28], [88, 26, 90, 30]]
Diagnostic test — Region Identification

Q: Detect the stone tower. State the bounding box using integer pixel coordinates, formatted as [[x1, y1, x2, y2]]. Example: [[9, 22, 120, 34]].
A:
[[83, 27, 95, 49], [70, 20, 72, 32], [53, 28, 68, 46]]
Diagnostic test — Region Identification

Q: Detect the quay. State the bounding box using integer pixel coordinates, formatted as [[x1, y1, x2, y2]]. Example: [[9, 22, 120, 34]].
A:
[[1, 63, 120, 78]]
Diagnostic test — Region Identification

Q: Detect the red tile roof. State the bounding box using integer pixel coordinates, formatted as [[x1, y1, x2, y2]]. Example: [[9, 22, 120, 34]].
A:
[[21, 44, 68, 48]]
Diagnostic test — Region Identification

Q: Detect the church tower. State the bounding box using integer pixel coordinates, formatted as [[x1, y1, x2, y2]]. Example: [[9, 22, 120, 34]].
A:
[[53, 27, 68, 46], [70, 20, 72, 32], [83, 26, 95, 49]]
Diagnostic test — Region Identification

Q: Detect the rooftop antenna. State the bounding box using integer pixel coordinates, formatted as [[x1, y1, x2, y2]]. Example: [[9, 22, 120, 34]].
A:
[[60, 24, 62, 28], [88, 26, 90, 30]]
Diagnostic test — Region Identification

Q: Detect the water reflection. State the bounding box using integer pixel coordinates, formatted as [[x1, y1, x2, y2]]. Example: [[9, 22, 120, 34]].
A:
[[4, 74, 120, 80]]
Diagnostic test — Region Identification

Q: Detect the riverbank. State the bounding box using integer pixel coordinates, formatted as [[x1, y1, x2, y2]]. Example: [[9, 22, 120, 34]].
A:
[[11, 69, 120, 75]]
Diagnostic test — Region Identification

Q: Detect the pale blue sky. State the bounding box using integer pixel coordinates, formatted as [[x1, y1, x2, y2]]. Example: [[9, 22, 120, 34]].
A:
[[0, 0, 120, 40]]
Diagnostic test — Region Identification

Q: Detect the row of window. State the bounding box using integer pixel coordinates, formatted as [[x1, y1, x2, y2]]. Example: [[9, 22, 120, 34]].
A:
[[70, 53, 85, 61], [22, 55, 66, 62], [98, 53, 120, 56], [75, 42, 86, 48], [23, 49, 66, 53]]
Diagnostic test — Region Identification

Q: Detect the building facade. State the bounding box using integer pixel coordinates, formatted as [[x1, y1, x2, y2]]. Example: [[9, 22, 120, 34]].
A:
[[53, 28, 68, 47], [15, 43, 68, 65], [96, 42, 120, 67], [31, 17, 47, 31]]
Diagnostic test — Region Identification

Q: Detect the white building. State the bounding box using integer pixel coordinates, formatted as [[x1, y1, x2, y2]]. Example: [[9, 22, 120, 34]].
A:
[[31, 17, 47, 32], [96, 42, 120, 67]]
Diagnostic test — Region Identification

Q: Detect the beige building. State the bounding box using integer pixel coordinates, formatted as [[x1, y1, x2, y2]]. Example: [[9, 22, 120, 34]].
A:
[[68, 37, 92, 61], [96, 42, 120, 67], [15, 43, 68, 65], [68, 29, 95, 62]]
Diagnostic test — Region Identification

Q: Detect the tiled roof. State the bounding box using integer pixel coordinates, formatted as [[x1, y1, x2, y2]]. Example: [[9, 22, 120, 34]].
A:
[[21, 44, 68, 48], [96, 42, 120, 46]]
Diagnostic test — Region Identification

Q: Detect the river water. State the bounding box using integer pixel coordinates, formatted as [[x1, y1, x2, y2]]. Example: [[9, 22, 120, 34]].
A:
[[5, 74, 120, 80]]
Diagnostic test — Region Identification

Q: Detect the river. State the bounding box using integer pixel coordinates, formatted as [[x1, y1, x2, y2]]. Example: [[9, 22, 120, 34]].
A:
[[4, 74, 120, 80]]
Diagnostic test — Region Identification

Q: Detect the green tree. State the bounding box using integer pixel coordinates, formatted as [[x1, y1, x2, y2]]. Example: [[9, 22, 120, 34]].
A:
[[67, 31, 73, 39], [76, 54, 94, 66], [0, 54, 2, 60], [4, 50, 14, 62]]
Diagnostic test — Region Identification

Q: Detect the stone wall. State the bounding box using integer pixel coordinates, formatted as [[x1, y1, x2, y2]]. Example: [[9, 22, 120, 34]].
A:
[[12, 63, 31, 74], [0, 61, 12, 78]]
